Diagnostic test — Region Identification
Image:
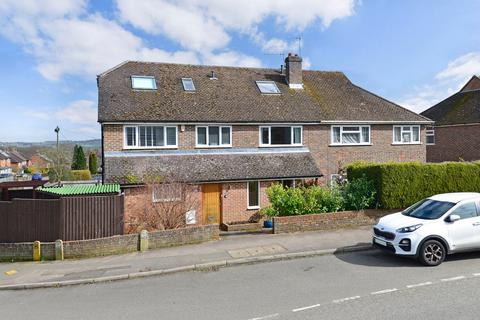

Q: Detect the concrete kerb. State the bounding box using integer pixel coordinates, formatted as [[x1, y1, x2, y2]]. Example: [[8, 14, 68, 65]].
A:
[[0, 244, 373, 291]]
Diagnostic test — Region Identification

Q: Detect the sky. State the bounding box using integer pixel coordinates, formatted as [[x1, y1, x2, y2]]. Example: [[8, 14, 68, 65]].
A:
[[0, 0, 479, 142]]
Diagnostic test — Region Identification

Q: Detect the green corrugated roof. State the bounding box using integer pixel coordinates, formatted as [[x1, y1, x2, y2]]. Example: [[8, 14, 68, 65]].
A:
[[37, 184, 120, 196]]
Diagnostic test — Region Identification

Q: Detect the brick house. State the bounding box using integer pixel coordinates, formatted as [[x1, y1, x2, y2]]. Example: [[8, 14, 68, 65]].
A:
[[98, 55, 431, 225], [5, 150, 30, 171], [421, 75, 480, 162]]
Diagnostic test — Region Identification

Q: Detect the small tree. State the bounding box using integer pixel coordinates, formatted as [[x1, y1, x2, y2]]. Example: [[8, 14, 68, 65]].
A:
[[71, 145, 87, 170], [88, 152, 98, 174], [125, 175, 199, 233]]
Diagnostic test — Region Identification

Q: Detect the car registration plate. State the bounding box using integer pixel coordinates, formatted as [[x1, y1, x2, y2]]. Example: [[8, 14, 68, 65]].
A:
[[374, 238, 387, 246]]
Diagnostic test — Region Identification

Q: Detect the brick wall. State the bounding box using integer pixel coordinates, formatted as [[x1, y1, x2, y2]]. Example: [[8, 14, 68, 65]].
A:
[[0, 242, 55, 261], [305, 124, 426, 183], [273, 209, 393, 234], [426, 124, 480, 162], [221, 181, 271, 223], [0, 226, 219, 261]]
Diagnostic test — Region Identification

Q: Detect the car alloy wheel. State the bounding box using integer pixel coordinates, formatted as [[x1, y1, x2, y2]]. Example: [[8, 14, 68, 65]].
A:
[[419, 240, 445, 266]]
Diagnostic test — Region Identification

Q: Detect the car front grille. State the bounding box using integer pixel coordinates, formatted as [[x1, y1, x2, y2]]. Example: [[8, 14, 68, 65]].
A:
[[373, 227, 396, 240]]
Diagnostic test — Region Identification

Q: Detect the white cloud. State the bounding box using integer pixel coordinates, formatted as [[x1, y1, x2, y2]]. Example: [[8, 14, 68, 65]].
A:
[[55, 99, 97, 124], [398, 52, 480, 113], [202, 51, 262, 68]]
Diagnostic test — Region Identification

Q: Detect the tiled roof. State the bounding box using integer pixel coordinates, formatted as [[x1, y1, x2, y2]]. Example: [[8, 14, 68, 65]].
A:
[[37, 184, 120, 196], [421, 88, 480, 126], [5, 150, 28, 163], [104, 148, 322, 184], [0, 150, 9, 160], [98, 61, 430, 124]]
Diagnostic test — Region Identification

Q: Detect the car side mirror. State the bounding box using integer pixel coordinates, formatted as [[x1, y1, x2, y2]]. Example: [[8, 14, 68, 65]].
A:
[[447, 214, 461, 223]]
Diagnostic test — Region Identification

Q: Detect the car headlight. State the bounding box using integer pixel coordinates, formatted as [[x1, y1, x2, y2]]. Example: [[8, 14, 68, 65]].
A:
[[396, 224, 423, 233]]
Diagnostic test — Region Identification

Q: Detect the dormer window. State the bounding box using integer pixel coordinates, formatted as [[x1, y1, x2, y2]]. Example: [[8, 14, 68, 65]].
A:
[[256, 81, 280, 94], [182, 78, 196, 91], [131, 76, 156, 90]]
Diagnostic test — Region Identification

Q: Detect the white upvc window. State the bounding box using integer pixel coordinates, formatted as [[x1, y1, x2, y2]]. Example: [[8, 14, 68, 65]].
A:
[[393, 125, 421, 144], [259, 126, 303, 146], [331, 125, 370, 145], [131, 76, 156, 90], [123, 125, 178, 149], [426, 129, 435, 145], [247, 181, 260, 209], [196, 126, 232, 147]]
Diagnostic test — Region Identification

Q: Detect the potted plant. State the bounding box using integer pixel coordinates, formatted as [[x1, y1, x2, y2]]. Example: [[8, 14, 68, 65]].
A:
[[259, 207, 277, 228]]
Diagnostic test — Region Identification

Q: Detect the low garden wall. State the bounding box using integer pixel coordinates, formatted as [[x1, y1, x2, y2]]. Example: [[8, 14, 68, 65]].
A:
[[272, 209, 396, 234], [0, 225, 219, 261]]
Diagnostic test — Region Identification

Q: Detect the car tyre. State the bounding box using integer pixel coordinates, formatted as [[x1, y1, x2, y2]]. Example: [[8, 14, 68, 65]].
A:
[[418, 240, 446, 266]]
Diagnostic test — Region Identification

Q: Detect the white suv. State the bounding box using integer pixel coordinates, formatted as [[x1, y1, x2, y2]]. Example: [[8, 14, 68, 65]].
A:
[[373, 192, 480, 266]]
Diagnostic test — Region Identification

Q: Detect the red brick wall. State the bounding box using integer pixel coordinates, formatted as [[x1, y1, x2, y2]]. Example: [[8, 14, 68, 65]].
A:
[[426, 124, 480, 162], [304, 124, 426, 183], [221, 181, 272, 223]]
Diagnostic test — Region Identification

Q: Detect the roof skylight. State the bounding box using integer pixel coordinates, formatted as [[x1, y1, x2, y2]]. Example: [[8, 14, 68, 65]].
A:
[[131, 76, 157, 90], [256, 81, 280, 94], [182, 78, 196, 91]]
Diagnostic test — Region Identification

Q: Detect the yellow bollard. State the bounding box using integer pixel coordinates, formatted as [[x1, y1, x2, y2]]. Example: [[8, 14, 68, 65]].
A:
[[33, 241, 41, 261]]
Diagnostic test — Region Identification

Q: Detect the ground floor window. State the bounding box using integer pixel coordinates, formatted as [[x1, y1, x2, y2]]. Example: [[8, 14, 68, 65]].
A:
[[247, 181, 260, 209], [393, 125, 420, 144], [426, 129, 435, 145]]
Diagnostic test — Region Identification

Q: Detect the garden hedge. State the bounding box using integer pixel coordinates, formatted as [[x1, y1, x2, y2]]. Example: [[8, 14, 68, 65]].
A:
[[346, 161, 480, 209]]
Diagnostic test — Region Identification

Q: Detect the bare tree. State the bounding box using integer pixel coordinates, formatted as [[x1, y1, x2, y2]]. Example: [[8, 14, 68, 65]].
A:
[[125, 176, 199, 233]]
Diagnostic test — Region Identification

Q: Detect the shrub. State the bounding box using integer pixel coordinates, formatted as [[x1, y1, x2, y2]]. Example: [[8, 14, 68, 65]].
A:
[[88, 152, 98, 174], [342, 175, 376, 211], [259, 206, 278, 219], [70, 170, 92, 181], [346, 161, 480, 209], [266, 183, 344, 216]]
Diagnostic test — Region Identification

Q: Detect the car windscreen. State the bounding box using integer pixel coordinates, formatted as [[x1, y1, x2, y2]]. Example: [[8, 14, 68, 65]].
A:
[[402, 199, 456, 220]]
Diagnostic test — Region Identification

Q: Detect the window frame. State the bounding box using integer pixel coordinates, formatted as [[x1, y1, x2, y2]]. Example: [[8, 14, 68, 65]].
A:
[[330, 125, 371, 146], [392, 125, 421, 145], [131, 75, 157, 90], [259, 125, 303, 147], [181, 77, 196, 92], [247, 181, 260, 209], [255, 80, 281, 94], [449, 201, 479, 220], [123, 124, 178, 149], [426, 129, 435, 145], [195, 125, 232, 148]]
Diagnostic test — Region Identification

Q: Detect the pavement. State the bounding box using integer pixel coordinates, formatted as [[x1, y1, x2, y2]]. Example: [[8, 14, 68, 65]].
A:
[[2, 246, 480, 320], [0, 226, 373, 289]]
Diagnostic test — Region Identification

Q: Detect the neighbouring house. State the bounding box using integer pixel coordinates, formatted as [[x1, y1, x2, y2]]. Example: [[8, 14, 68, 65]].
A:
[[0, 150, 11, 169], [4, 150, 30, 171], [98, 55, 432, 226], [421, 75, 480, 162], [30, 153, 53, 169]]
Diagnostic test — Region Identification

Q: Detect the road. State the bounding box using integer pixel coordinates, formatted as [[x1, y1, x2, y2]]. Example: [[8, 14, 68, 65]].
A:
[[2, 249, 480, 320]]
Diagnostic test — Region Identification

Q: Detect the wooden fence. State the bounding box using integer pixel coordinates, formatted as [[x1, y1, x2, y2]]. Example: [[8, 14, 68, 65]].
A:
[[0, 195, 124, 243]]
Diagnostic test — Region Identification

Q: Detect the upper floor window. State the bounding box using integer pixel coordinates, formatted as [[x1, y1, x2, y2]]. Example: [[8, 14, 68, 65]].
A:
[[256, 81, 280, 94], [331, 125, 370, 145], [124, 125, 177, 148], [181, 78, 196, 91], [393, 125, 420, 144], [260, 126, 302, 146], [196, 126, 232, 147], [131, 76, 157, 90], [426, 129, 435, 145]]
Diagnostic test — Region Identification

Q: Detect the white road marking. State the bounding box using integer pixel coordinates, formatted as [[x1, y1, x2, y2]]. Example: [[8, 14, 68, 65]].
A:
[[440, 276, 465, 282], [473, 273, 480, 277], [406, 281, 433, 288], [371, 288, 398, 295], [292, 304, 321, 312], [248, 314, 279, 320], [332, 296, 360, 303]]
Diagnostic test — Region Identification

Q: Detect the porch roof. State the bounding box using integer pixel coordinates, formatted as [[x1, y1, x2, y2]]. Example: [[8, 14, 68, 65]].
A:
[[104, 148, 322, 184]]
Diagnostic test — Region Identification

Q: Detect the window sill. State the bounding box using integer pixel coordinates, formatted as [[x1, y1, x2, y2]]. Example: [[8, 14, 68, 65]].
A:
[[391, 142, 422, 146], [123, 146, 178, 150], [258, 144, 303, 148], [195, 145, 232, 149], [329, 143, 372, 147], [247, 206, 260, 210]]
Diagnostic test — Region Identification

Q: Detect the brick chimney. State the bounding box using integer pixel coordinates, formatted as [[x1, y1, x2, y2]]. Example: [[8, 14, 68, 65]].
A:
[[285, 53, 303, 89]]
